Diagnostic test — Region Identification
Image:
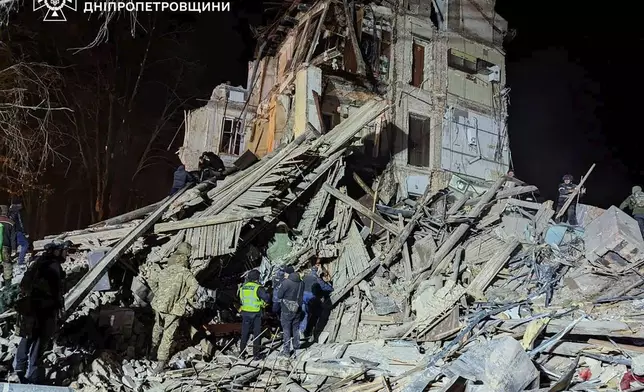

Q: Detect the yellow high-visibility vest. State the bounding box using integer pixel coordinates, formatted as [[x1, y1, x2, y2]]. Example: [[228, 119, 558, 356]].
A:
[[239, 282, 263, 312]]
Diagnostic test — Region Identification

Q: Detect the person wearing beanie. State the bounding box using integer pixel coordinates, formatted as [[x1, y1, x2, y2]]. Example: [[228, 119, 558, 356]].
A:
[[620, 185, 644, 237], [238, 269, 270, 360], [556, 174, 584, 226], [300, 260, 333, 340], [271, 265, 295, 315]]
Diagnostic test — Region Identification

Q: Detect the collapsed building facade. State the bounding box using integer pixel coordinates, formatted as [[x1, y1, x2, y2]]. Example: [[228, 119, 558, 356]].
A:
[[182, 0, 510, 196]]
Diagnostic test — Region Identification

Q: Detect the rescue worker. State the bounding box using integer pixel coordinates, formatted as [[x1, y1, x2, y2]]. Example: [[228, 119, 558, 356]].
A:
[[272, 265, 295, 314], [620, 186, 644, 237], [239, 269, 270, 359], [9, 199, 28, 266], [556, 174, 585, 226], [170, 164, 196, 195], [148, 242, 199, 373], [198, 152, 226, 182], [300, 262, 333, 340], [276, 267, 303, 357], [0, 205, 17, 286], [13, 240, 70, 384]]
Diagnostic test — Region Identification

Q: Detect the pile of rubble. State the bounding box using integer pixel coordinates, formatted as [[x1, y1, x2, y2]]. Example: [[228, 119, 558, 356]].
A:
[[3, 99, 644, 391]]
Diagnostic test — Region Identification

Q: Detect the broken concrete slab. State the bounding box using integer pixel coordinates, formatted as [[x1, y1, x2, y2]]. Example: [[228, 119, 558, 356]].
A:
[[584, 205, 644, 264], [444, 337, 539, 392]]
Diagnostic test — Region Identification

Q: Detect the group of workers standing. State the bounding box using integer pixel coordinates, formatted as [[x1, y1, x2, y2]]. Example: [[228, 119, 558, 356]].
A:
[[238, 258, 333, 359]]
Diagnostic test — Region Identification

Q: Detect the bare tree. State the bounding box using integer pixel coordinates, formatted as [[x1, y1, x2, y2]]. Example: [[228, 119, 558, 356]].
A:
[[131, 64, 194, 182], [0, 40, 69, 194]]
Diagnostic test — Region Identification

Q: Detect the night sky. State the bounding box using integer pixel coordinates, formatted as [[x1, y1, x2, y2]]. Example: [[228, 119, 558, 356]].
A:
[[496, 1, 642, 208]]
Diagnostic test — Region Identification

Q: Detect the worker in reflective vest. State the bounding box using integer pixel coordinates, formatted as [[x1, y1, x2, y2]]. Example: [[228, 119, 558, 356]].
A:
[[239, 269, 270, 360]]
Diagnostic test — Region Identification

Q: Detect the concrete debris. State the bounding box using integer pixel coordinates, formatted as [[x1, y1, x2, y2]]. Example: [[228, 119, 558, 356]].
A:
[[6, 136, 644, 391]]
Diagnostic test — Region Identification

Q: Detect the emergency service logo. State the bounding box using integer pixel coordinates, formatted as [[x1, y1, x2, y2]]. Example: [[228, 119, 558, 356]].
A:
[[33, 0, 77, 22]]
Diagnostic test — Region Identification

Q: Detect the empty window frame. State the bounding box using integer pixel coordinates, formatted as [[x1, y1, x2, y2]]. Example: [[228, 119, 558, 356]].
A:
[[408, 113, 430, 167], [220, 117, 243, 155], [448, 48, 497, 75], [447, 48, 477, 74], [411, 41, 425, 87]]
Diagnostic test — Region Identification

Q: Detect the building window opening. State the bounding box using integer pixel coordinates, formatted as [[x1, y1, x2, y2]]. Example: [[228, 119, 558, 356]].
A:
[[411, 41, 425, 87], [220, 118, 243, 155], [408, 114, 430, 167], [448, 48, 498, 76]]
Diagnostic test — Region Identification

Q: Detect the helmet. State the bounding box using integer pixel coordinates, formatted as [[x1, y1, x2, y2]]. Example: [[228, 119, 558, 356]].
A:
[[563, 174, 573, 181], [634, 186, 642, 194]]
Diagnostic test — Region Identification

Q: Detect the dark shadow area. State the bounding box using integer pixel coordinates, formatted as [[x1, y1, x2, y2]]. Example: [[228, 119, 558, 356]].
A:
[[495, 0, 644, 208]]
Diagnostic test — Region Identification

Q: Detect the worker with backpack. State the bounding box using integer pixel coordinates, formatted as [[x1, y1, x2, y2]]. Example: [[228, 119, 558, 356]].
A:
[[620, 185, 644, 237], [12, 240, 72, 384]]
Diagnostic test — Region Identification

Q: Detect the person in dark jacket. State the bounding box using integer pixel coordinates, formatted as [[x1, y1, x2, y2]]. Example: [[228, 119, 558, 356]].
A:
[[276, 270, 304, 356], [9, 200, 28, 266], [170, 165, 196, 195], [13, 240, 70, 384], [0, 205, 17, 286], [272, 266, 295, 314], [198, 152, 226, 183], [300, 265, 333, 339], [239, 269, 270, 359], [556, 174, 585, 226]]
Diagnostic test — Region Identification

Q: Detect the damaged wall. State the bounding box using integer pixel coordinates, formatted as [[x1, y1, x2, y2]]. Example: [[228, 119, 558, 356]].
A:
[[180, 84, 255, 169], [218, 0, 509, 190], [390, 0, 508, 188], [441, 107, 509, 180]]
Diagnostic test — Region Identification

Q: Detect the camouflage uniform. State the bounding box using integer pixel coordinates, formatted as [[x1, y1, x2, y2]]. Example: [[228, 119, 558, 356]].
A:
[[149, 243, 198, 361], [0, 205, 17, 285]]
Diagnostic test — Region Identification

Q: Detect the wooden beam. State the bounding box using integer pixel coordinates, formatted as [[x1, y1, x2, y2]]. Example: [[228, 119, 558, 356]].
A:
[[322, 183, 400, 235], [446, 192, 471, 215], [500, 318, 644, 340], [350, 286, 361, 341], [63, 187, 189, 316], [468, 176, 507, 218], [505, 198, 543, 210], [382, 188, 434, 267], [33, 226, 135, 251], [154, 207, 272, 234], [464, 185, 538, 207], [341, 0, 367, 75], [466, 238, 520, 299], [352, 172, 376, 200], [305, 1, 330, 63], [89, 201, 162, 228]]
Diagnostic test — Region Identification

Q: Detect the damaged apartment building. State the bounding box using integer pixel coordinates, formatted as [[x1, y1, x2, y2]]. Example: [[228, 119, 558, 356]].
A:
[[181, 0, 510, 196]]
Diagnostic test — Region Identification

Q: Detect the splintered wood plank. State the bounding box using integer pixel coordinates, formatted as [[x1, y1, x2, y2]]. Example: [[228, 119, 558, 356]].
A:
[[466, 238, 520, 299], [323, 183, 399, 235]]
